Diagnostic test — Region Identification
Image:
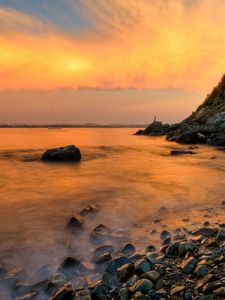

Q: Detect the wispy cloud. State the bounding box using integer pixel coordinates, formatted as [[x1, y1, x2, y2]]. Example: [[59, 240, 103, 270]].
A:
[[0, 1, 225, 91]]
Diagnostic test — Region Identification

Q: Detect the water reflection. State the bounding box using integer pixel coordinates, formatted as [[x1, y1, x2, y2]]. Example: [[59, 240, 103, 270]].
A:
[[0, 128, 224, 297]]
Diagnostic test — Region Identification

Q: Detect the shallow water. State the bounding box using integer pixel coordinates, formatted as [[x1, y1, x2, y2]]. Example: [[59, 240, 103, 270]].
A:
[[0, 128, 224, 297]]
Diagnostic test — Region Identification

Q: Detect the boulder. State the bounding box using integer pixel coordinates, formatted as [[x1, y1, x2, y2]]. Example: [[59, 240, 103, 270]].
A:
[[170, 150, 195, 155], [136, 121, 171, 136], [41, 145, 81, 162], [130, 278, 154, 294], [121, 243, 136, 256], [93, 245, 114, 263], [165, 242, 180, 257], [90, 224, 112, 242], [66, 214, 84, 232], [180, 257, 198, 274]]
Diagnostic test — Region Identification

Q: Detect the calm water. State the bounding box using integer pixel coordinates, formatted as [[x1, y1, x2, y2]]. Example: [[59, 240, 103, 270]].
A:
[[0, 128, 225, 296]]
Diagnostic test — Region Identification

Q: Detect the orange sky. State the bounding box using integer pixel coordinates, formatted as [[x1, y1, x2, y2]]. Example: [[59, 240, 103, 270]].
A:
[[0, 0, 225, 123]]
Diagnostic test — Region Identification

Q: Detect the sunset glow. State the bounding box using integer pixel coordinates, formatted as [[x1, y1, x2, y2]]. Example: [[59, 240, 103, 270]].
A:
[[1, 0, 225, 92]]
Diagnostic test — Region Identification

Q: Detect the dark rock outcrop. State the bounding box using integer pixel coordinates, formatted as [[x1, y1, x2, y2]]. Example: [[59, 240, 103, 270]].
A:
[[135, 121, 171, 136], [167, 74, 225, 146], [137, 74, 225, 149], [41, 145, 81, 162]]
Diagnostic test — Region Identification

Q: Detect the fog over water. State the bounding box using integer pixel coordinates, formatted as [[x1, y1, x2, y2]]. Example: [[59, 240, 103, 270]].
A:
[[0, 128, 224, 299]]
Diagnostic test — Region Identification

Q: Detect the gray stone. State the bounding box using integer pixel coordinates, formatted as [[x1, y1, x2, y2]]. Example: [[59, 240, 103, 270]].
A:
[[181, 257, 198, 274], [95, 253, 112, 264], [166, 242, 180, 257], [66, 214, 84, 232], [105, 256, 129, 274], [121, 243, 136, 256], [141, 270, 160, 283], [130, 279, 154, 294], [134, 259, 152, 275]]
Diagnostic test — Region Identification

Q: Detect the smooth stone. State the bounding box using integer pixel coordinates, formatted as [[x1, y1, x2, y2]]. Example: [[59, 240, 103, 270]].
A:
[[194, 265, 208, 278], [145, 245, 156, 252], [90, 224, 112, 241], [91, 282, 109, 299], [134, 259, 152, 275], [95, 253, 112, 264], [93, 245, 114, 262], [179, 241, 195, 257], [160, 230, 170, 240], [41, 145, 81, 161], [59, 257, 80, 277], [130, 279, 154, 294], [165, 242, 180, 257], [121, 243, 136, 256], [126, 275, 139, 287], [180, 257, 198, 274], [117, 263, 134, 282], [66, 214, 84, 232], [141, 270, 160, 283], [170, 285, 186, 296], [105, 256, 129, 274]]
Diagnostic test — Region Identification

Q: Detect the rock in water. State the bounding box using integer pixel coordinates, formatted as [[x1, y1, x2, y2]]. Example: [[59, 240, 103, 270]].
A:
[[170, 150, 195, 155], [41, 145, 81, 162], [135, 121, 171, 136], [66, 214, 84, 232], [166, 74, 225, 147]]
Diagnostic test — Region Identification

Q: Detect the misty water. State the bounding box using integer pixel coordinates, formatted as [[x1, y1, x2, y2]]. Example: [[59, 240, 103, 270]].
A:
[[0, 128, 225, 298]]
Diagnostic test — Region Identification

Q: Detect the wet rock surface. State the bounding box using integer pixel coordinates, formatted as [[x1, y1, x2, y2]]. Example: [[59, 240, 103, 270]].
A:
[[41, 145, 81, 162], [1, 200, 225, 300], [135, 74, 225, 152], [1, 220, 223, 300]]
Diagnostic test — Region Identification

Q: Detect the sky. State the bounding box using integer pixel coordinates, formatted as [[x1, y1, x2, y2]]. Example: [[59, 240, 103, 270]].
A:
[[0, 0, 225, 124]]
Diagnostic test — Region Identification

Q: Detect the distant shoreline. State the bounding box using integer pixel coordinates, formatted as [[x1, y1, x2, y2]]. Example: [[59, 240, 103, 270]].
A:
[[0, 124, 147, 129]]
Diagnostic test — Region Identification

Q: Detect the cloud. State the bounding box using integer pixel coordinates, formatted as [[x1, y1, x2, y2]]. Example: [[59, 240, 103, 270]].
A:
[[1, 1, 225, 91]]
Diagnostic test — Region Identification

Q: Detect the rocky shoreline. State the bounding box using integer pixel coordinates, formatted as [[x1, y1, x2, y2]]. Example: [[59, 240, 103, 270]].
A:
[[0, 202, 224, 300], [136, 74, 225, 150]]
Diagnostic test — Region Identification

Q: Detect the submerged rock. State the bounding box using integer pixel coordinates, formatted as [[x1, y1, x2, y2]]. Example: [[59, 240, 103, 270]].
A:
[[93, 245, 114, 263], [79, 205, 98, 216], [66, 214, 84, 232], [90, 224, 112, 242], [170, 150, 195, 155], [41, 145, 81, 162], [121, 243, 136, 256]]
